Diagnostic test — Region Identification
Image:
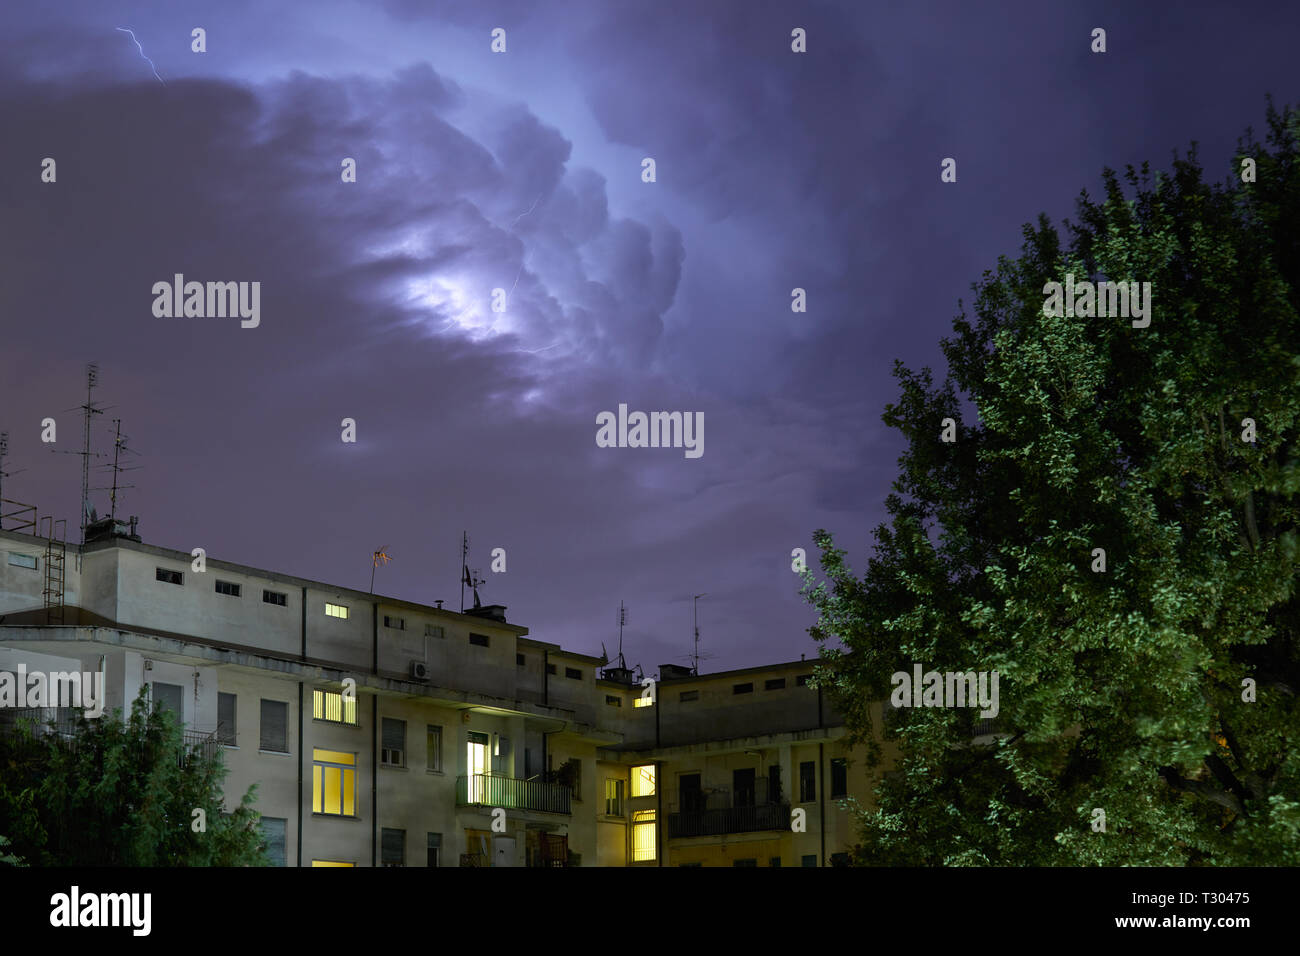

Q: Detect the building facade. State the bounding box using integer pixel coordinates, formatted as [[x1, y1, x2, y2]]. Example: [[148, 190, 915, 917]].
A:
[[0, 516, 895, 866]]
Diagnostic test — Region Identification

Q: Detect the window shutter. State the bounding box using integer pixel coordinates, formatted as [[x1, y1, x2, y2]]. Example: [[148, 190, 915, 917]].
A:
[[260, 818, 287, 866], [382, 718, 405, 764], [261, 700, 288, 752], [218, 693, 237, 745]]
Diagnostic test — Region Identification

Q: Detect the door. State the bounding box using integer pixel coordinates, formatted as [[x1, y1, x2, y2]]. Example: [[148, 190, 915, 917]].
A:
[[733, 768, 756, 808], [679, 772, 703, 813]]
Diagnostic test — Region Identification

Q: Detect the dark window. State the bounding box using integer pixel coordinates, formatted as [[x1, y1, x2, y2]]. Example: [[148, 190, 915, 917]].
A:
[[770, 857, 782, 867], [381, 828, 405, 867], [426, 725, 442, 772], [796, 674, 812, 686], [260, 699, 289, 752], [605, 695, 622, 706], [516, 654, 525, 666], [384, 615, 405, 630], [799, 761, 816, 802], [768, 765, 782, 803], [215, 580, 241, 597], [831, 852, 850, 867], [217, 692, 237, 745], [831, 758, 848, 797], [733, 858, 757, 867], [733, 682, 753, 694], [155, 567, 183, 585], [427, 832, 441, 867], [733, 768, 756, 808], [765, 678, 786, 690], [425, 624, 444, 638], [260, 817, 287, 867], [679, 690, 699, 702], [381, 718, 405, 766], [263, 589, 287, 606], [679, 773, 703, 814], [152, 682, 183, 720], [565, 667, 582, 680], [546, 663, 556, 675], [469, 633, 489, 647], [801, 854, 817, 868]]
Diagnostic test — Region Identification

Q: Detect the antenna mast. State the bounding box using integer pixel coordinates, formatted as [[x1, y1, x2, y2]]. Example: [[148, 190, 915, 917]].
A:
[[617, 600, 627, 669], [77, 363, 105, 544], [692, 593, 707, 676]]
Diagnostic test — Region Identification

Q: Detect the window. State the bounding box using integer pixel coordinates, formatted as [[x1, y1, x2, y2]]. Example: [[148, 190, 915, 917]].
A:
[[799, 761, 816, 802], [312, 860, 354, 867], [546, 663, 556, 675], [633, 696, 653, 708], [801, 854, 817, 867], [426, 725, 442, 772], [152, 682, 183, 721], [631, 810, 656, 862], [325, 602, 349, 619], [770, 857, 782, 867], [381, 718, 405, 767], [427, 832, 441, 867], [469, 633, 489, 647], [565, 667, 582, 680], [262, 589, 287, 606], [733, 682, 753, 694], [796, 674, 812, 686], [831, 852, 850, 867], [605, 695, 622, 707], [260, 817, 287, 867], [734, 858, 757, 867], [312, 749, 356, 816], [631, 764, 656, 797], [260, 699, 289, 752], [384, 615, 405, 630], [217, 692, 237, 746], [312, 689, 358, 725], [7, 553, 36, 570], [679, 690, 698, 702], [425, 624, 444, 638], [831, 758, 848, 797], [466, 732, 490, 799], [381, 828, 405, 866], [155, 567, 183, 585], [215, 580, 241, 597], [765, 678, 786, 690], [605, 778, 625, 817], [769, 765, 782, 803], [517, 654, 525, 666]]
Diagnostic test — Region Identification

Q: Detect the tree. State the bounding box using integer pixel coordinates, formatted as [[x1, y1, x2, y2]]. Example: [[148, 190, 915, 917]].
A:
[[803, 98, 1300, 865], [0, 688, 270, 866]]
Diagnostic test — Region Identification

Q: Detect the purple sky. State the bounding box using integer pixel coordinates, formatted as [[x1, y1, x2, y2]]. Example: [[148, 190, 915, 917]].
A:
[[1, 1, 1296, 673]]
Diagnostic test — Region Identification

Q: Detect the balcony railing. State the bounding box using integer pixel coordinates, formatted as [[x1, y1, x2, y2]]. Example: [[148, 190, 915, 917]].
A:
[[667, 801, 790, 838], [457, 774, 572, 815]]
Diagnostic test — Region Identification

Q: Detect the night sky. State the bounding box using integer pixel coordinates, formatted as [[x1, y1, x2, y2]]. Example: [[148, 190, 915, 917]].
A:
[[1, 1, 1295, 674]]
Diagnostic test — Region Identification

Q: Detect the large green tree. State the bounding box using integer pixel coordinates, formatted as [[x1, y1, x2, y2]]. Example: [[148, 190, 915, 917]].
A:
[[805, 99, 1300, 865], [0, 688, 269, 866]]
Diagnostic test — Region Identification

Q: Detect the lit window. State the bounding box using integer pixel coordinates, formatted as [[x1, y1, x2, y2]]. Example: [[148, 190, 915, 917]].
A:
[[313, 748, 357, 816], [7, 553, 37, 570], [631, 764, 656, 797], [633, 696, 653, 708], [312, 860, 354, 867], [604, 778, 625, 817], [325, 602, 349, 619], [312, 689, 358, 725], [631, 810, 656, 862]]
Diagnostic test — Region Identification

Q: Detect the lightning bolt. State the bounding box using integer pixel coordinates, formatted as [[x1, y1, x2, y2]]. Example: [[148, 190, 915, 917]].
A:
[[116, 27, 165, 85]]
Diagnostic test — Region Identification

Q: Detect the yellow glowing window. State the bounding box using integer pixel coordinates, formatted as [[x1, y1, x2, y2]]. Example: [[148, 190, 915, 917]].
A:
[[631, 809, 656, 862], [325, 602, 349, 619], [312, 689, 358, 725], [313, 748, 356, 816], [633, 696, 653, 708], [311, 860, 354, 867], [631, 764, 656, 797]]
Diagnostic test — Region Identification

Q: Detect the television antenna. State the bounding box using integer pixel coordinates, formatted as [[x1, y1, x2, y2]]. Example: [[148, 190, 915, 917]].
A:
[[0, 432, 29, 529], [91, 418, 142, 522]]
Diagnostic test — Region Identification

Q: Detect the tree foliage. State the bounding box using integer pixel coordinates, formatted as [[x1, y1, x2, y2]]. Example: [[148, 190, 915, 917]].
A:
[[804, 98, 1300, 865], [0, 688, 269, 866]]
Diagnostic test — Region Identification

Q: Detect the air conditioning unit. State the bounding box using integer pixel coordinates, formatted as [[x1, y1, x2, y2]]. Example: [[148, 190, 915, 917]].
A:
[[410, 660, 430, 681]]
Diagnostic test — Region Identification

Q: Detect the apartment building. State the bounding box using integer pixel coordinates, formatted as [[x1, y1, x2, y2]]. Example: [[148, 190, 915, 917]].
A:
[[0, 512, 893, 866]]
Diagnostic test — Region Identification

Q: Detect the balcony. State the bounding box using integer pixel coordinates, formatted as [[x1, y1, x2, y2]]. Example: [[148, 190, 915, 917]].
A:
[[667, 800, 791, 838], [457, 774, 572, 815]]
